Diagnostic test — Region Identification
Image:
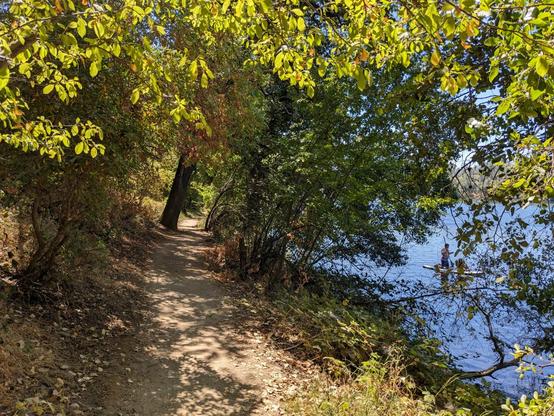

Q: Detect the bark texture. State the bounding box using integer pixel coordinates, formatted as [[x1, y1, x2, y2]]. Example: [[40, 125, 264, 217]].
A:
[[160, 155, 196, 230]]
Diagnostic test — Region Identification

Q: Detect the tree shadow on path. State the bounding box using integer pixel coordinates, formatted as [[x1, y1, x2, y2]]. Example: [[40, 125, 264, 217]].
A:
[[93, 220, 271, 416]]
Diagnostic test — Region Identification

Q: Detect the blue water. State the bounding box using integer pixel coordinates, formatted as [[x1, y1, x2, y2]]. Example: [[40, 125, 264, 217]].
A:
[[362, 208, 553, 397]]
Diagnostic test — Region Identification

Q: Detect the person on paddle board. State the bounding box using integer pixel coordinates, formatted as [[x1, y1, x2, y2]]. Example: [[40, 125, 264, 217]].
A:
[[441, 243, 451, 268]]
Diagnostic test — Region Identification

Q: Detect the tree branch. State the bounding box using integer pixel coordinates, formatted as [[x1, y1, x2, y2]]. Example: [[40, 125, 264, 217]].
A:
[[457, 357, 520, 379]]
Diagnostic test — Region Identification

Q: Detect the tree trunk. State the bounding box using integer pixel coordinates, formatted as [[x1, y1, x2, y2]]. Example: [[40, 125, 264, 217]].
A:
[[238, 236, 247, 279], [204, 183, 233, 231], [160, 155, 196, 230], [19, 222, 69, 294]]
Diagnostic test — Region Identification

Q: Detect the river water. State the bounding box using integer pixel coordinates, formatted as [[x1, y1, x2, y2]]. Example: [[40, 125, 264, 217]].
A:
[[368, 208, 553, 398]]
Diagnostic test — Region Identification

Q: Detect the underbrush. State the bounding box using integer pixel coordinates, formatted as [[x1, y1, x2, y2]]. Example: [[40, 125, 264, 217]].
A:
[[0, 207, 157, 415], [267, 288, 554, 415], [287, 357, 451, 416], [207, 246, 554, 416], [287, 362, 554, 415], [262, 289, 504, 415]]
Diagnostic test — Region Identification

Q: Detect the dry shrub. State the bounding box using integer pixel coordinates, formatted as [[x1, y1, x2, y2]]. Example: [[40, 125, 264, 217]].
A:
[[205, 238, 240, 274], [205, 245, 239, 283], [222, 236, 241, 267]]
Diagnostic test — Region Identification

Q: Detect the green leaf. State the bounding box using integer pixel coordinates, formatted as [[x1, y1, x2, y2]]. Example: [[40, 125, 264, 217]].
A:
[[297, 17, 306, 32], [456, 75, 467, 89], [488, 66, 499, 82], [75, 141, 84, 155], [536, 55, 548, 77], [430, 50, 441, 67], [288, 16, 297, 31], [355, 69, 366, 90], [317, 64, 326, 77], [400, 52, 410, 68], [444, 16, 455, 37], [93, 21, 105, 38], [131, 89, 140, 104], [43, 84, 54, 94], [530, 88, 544, 101], [258, 0, 272, 13], [275, 52, 284, 70], [496, 100, 510, 115], [90, 147, 98, 158], [77, 18, 86, 38], [55, 85, 67, 101], [513, 178, 526, 188], [222, 0, 231, 13], [172, 111, 181, 123], [112, 43, 121, 57], [201, 73, 208, 88], [90, 61, 99, 77], [189, 60, 198, 79], [235, 0, 244, 17], [0, 66, 10, 91]]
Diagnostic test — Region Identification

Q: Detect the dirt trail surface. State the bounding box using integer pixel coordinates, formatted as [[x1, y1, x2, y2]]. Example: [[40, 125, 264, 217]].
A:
[[93, 219, 289, 416]]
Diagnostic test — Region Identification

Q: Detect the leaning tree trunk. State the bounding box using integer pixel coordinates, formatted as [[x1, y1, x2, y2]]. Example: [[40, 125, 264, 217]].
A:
[[20, 226, 68, 292], [204, 183, 233, 231], [17, 197, 72, 295], [160, 155, 196, 230]]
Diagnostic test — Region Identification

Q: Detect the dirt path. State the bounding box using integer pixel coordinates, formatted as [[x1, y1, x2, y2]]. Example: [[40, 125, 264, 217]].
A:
[[96, 219, 287, 416]]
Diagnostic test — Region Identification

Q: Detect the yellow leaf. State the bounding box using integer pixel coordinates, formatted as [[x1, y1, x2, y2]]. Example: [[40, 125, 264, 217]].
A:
[[55, 0, 64, 13], [90, 61, 99, 77], [131, 89, 140, 104], [297, 17, 305, 32], [430, 50, 441, 66], [77, 18, 86, 38], [0, 66, 10, 90]]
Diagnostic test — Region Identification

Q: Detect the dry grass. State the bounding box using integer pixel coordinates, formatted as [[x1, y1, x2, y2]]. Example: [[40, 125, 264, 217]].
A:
[[286, 357, 454, 416]]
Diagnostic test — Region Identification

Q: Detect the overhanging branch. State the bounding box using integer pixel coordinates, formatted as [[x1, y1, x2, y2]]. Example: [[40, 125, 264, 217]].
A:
[[457, 357, 520, 379]]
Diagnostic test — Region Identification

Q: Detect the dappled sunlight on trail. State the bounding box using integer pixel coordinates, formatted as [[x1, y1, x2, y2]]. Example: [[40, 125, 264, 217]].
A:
[[96, 219, 283, 416]]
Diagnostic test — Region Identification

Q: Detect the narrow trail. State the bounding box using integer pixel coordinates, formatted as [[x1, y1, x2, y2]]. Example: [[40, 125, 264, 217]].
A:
[[97, 219, 287, 415]]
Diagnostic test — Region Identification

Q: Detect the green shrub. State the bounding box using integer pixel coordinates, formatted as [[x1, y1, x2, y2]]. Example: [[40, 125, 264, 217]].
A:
[[268, 289, 503, 414], [502, 377, 554, 416], [271, 290, 451, 384]]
